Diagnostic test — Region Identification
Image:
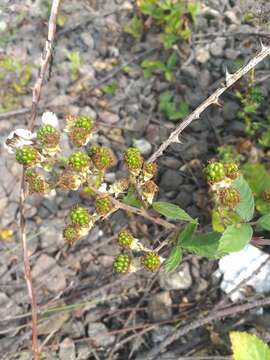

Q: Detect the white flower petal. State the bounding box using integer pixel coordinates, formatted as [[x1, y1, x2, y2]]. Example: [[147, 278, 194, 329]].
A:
[[4, 128, 36, 154], [41, 111, 59, 128]]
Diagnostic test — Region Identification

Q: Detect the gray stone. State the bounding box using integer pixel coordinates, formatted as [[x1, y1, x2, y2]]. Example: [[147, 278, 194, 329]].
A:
[[87, 322, 115, 347], [32, 254, 66, 293], [39, 219, 65, 253], [80, 32, 94, 50], [148, 292, 172, 322], [133, 138, 152, 156], [223, 101, 240, 120], [224, 10, 240, 24], [158, 262, 192, 290], [225, 48, 240, 60], [77, 343, 91, 360], [38, 310, 70, 335], [175, 185, 194, 208], [99, 111, 119, 124], [0, 292, 22, 319], [151, 325, 174, 343], [209, 37, 226, 57], [59, 338, 76, 360], [195, 46, 210, 64], [160, 169, 184, 191], [1, 202, 18, 226]]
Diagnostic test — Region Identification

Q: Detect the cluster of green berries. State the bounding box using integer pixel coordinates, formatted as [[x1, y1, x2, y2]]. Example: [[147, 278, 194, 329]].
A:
[[89, 145, 113, 170], [69, 116, 95, 147], [113, 253, 131, 273], [142, 251, 161, 272], [63, 224, 80, 245], [117, 229, 134, 248], [124, 148, 143, 175], [95, 196, 113, 216], [69, 206, 91, 227], [74, 116, 94, 131], [224, 163, 239, 180], [16, 146, 39, 166], [68, 151, 90, 172], [204, 162, 225, 183], [37, 125, 60, 148], [219, 188, 240, 209]]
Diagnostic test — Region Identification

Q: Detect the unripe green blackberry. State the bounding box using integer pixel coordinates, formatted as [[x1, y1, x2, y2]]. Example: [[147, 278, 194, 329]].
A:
[[25, 171, 46, 194], [113, 253, 131, 273], [224, 163, 239, 180], [117, 230, 134, 248], [89, 145, 113, 170], [143, 162, 157, 180], [74, 116, 94, 131], [37, 125, 60, 148], [63, 224, 80, 245], [69, 207, 90, 227], [69, 127, 90, 147], [95, 196, 113, 216], [58, 170, 81, 190], [204, 162, 225, 183], [80, 186, 96, 200], [142, 251, 160, 272], [68, 151, 90, 172], [15, 146, 39, 166], [124, 148, 143, 175], [219, 188, 240, 209]]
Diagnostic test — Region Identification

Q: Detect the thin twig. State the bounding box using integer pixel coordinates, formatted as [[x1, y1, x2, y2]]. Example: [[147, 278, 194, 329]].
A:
[[19, 1, 61, 359], [144, 295, 270, 359], [148, 43, 270, 163]]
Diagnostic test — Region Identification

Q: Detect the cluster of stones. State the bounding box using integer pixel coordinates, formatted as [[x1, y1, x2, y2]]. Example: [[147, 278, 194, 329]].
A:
[[204, 161, 241, 210], [113, 229, 161, 274]]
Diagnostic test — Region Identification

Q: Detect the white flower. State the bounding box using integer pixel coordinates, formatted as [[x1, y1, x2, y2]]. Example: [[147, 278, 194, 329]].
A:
[[41, 111, 59, 128], [4, 128, 36, 154]]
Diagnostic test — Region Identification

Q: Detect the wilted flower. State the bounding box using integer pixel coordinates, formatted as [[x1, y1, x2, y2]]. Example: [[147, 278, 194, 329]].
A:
[[41, 111, 59, 128], [4, 129, 36, 154]]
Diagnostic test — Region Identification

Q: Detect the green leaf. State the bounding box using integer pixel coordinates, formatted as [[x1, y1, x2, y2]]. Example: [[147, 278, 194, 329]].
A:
[[124, 16, 143, 40], [122, 186, 142, 208], [102, 81, 118, 95], [242, 163, 270, 196], [212, 208, 242, 233], [166, 52, 178, 69], [152, 201, 196, 223], [230, 331, 270, 360], [177, 222, 197, 245], [181, 232, 221, 258], [165, 245, 182, 272], [169, 102, 189, 121], [218, 224, 253, 255], [257, 213, 270, 230], [232, 175, 254, 221]]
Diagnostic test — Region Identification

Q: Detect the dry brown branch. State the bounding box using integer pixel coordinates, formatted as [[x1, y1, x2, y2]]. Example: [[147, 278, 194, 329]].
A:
[[19, 1, 61, 359], [144, 295, 270, 359], [148, 43, 270, 163]]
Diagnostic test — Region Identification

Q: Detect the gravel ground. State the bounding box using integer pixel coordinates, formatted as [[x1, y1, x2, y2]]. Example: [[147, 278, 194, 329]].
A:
[[0, 0, 270, 359]]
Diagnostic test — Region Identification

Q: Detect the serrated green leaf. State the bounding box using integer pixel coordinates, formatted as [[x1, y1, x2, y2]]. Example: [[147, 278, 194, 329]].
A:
[[242, 163, 270, 196], [181, 232, 221, 258], [232, 175, 254, 221], [152, 201, 196, 223], [165, 245, 182, 272], [166, 52, 178, 69], [257, 213, 270, 230], [218, 224, 253, 255], [177, 222, 197, 245], [230, 331, 270, 360]]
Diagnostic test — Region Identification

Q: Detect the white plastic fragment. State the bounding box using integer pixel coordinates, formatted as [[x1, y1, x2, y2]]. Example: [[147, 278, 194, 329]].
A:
[[215, 244, 270, 302]]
